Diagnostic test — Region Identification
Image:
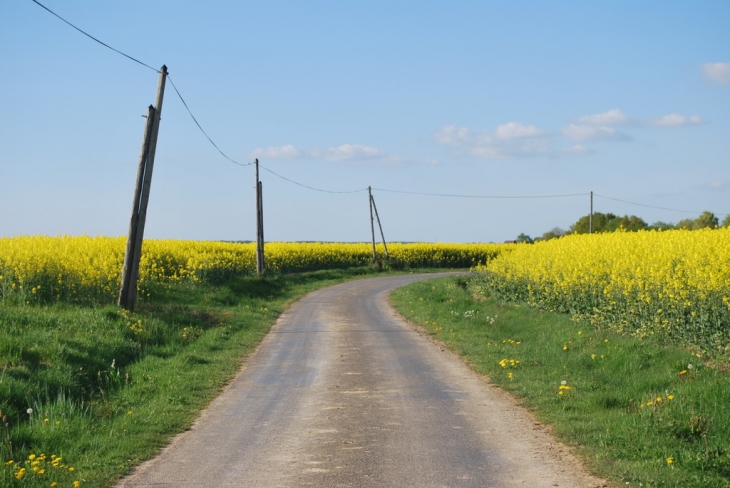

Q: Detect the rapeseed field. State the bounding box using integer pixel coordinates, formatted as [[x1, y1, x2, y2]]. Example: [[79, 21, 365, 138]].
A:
[[473, 228, 730, 353]]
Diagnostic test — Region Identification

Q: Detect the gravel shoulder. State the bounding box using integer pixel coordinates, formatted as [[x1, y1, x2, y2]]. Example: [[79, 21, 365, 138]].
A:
[[117, 273, 608, 488]]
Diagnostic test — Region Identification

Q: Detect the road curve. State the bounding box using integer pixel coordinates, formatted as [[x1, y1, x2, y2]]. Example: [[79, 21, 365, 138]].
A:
[[117, 273, 604, 488]]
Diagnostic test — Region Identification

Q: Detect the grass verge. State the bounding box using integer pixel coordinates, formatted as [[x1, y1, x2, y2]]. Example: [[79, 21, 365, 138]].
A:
[[389, 276, 730, 488], [0, 266, 441, 487]]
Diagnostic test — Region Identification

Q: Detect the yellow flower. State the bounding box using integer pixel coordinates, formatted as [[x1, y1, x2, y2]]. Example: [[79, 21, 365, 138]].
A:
[[667, 395, 675, 400], [667, 457, 674, 464], [74, 482, 81, 487]]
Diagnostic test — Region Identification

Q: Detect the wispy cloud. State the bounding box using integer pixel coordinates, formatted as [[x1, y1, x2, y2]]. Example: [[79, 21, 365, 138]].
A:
[[649, 114, 702, 127], [577, 108, 632, 127], [703, 62, 730, 84], [248, 144, 302, 160], [694, 180, 730, 193], [434, 122, 574, 159], [319, 144, 384, 162], [561, 124, 629, 142], [434, 125, 473, 145], [249, 143, 397, 165]]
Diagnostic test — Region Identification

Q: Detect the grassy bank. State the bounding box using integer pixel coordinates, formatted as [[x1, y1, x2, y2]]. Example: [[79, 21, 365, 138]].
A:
[[0, 267, 434, 487], [390, 276, 730, 488]]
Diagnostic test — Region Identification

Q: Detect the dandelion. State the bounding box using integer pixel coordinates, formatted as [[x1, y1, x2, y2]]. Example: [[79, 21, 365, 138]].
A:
[[667, 395, 674, 400], [667, 457, 674, 465], [74, 481, 81, 487], [27, 408, 33, 415]]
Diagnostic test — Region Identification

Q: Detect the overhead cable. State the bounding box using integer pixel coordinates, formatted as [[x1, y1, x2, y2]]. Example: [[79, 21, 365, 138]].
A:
[[594, 193, 727, 216], [31, 0, 159, 73], [30, 0, 251, 168], [257, 163, 368, 194], [167, 76, 253, 167], [372, 188, 590, 199]]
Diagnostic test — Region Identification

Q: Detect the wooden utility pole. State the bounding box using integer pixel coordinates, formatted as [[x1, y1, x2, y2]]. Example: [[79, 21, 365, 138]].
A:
[[370, 193, 389, 260], [118, 65, 167, 311], [368, 186, 377, 263], [589, 191, 593, 234], [255, 159, 265, 274]]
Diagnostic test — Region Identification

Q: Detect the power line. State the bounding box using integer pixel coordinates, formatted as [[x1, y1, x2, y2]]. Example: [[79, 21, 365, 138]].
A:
[[594, 193, 727, 217], [167, 76, 253, 167], [30, 0, 252, 168], [31, 0, 159, 73], [372, 188, 590, 199], [257, 163, 368, 194]]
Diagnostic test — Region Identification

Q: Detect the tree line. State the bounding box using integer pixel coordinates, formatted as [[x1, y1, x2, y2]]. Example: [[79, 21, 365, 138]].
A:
[[516, 211, 730, 243]]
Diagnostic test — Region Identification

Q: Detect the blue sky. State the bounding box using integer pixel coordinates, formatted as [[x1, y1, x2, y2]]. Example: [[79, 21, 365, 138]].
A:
[[1, 0, 728, 242]]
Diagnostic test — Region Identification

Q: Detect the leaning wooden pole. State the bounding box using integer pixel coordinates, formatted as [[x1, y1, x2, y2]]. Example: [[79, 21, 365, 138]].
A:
[[368, 186, 377, 263], [255, 159, 264, 275], [370, 194, 389, 260], [118, 65, 167, 311], [118, 105, 155, 309], [257, 180, 265, 273]]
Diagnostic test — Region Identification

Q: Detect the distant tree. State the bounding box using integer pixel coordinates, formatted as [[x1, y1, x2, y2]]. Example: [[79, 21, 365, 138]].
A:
[[516, 233, 534, 244], [604, 215, 648, 232], [537, 227, 567, 241], [570, 212, 617, 234], [676, 218, 695, 230], [570, 212, 647, 234], [649, 221, 676, 230], [693, 211, 719, 230], [722, 214, 730, 228]]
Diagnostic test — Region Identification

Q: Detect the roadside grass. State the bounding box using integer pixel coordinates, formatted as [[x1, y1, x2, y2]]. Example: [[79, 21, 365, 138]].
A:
[[390, 276, 730, 488], [0, 266, 440, 487]]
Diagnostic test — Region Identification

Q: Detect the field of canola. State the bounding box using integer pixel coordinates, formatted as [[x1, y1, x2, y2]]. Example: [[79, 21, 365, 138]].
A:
[[0, 236, 505, 304], [473, 227, 730, 353]]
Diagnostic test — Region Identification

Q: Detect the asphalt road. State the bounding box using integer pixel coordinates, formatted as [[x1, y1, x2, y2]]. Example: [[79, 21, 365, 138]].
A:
[[117, 273, 603, 488]]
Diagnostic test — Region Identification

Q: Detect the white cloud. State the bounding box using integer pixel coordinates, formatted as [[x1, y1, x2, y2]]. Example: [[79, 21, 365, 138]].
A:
[[650, 114, 702, 127], [577, 109, 631, 127], [248, 144, 302, 160], [561, 124, 628, 142], [433, 125, 473, 145], [561, 145, 590, 155], [494, 122, 546, 140], [703, 62, 730, 84], [434, 122, 577, 159], [322, 144, 384, 162]]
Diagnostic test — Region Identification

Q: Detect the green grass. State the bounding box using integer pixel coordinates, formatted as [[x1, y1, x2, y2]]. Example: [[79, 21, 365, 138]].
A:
[[389, 276, 730, 488], [0, 266, 442, 487]]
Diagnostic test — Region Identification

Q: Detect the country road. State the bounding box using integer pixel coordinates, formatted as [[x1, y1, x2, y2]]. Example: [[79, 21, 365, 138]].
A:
[[117, 273, 605, 488]]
